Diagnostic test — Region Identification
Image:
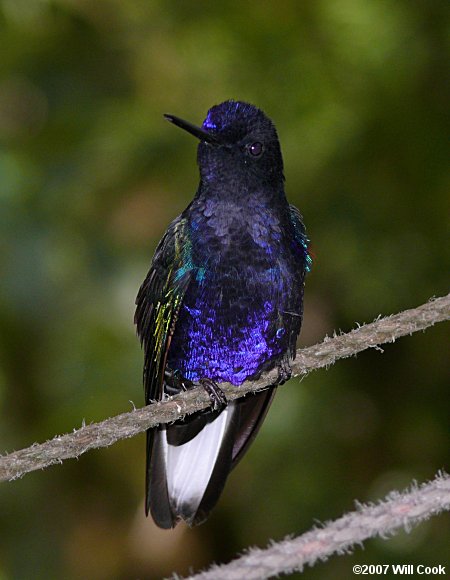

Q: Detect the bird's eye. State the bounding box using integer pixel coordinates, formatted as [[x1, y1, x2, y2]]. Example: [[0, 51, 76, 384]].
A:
[[247, 142, 264, 158]]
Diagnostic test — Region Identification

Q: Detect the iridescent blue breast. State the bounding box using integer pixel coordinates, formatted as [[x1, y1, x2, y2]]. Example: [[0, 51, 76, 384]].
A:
[[167, 267, 289, 385]]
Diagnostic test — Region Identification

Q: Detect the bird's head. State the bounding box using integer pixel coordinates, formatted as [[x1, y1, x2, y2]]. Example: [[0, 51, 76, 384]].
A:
[[164, 100, 285, 191]]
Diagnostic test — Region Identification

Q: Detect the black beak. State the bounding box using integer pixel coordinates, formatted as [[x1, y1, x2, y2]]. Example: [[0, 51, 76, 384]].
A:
[[164, 114, 221, 145]]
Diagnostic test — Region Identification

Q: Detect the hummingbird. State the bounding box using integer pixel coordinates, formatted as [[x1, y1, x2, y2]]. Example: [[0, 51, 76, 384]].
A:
[[135, 100, 311, 529]]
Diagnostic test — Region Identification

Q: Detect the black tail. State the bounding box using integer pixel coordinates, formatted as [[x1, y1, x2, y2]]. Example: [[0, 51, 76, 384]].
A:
[[146, 388, 276, 528]]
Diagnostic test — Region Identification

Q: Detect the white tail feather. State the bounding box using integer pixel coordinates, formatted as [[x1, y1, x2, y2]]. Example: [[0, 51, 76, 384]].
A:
[[163, 405, 233, 516]]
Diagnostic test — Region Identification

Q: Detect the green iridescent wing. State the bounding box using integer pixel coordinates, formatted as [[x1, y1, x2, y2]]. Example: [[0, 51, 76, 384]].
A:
[[287, 204, 312, 357], [135, 215, 193, 404], [289, 203, 312, 273]]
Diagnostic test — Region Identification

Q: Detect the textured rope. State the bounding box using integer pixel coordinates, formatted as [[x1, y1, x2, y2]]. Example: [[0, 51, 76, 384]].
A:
[[0, 293, 448, 482], [179, 472, 450, 580]]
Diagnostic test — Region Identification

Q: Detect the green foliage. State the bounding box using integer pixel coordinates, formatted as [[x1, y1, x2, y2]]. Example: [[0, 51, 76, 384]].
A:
[[0, 1, 448, 578]]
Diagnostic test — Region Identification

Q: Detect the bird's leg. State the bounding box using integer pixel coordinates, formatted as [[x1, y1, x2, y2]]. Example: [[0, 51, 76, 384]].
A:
[[275, 355, 292, 385], [166, 369, 227, 411], [165, 369, 194, 395], [199, 378, 228, 412], [177, 373, 194, 392]]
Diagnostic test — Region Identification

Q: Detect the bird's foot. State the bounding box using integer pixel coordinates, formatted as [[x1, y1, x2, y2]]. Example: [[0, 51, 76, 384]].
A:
[[164, 369, 194, 395], [166, 369, 227, 411], [275, 357, 292, 386], [199, 378, 227, 412]]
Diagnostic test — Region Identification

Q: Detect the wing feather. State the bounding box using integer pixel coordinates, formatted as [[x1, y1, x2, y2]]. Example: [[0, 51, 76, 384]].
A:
[[135, 215, 192, 404], [287, 204, 312, 357]]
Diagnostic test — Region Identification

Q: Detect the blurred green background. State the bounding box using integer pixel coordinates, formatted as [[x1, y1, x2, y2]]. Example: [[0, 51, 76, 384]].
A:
[[0, 1, 448, 578]]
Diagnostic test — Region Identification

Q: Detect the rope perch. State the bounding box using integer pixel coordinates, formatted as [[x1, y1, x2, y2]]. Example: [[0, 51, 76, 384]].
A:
[[180, 471, 450, 580], [0, 293, 448, 482]]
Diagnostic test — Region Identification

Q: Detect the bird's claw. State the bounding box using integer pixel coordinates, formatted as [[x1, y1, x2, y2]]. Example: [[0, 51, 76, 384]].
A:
[[199, 378, 227, 411], [275, 357, 292, 385], [164, 369, 194, 395]]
